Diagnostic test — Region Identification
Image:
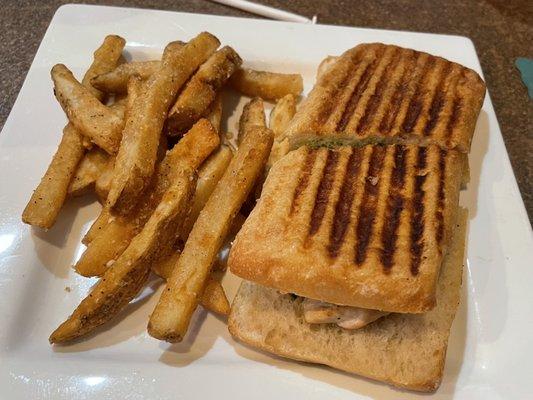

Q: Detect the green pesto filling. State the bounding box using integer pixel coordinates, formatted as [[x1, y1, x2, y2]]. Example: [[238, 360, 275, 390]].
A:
[[293, 135, 396, 150]]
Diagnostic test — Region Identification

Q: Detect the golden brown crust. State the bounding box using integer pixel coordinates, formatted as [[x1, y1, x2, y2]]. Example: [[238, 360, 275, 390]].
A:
[[229, 144, 463, 313], [228, 208, 468, 392], [286, 43, 486, 153]]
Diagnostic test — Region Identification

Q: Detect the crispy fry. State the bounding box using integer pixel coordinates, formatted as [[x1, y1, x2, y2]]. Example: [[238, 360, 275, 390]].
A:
[[107, 33, 220, 215], [204, 93, 223, 134], [148, 124, 273, 342], [84, 143, 230, 275], [238, 97, 267, 213], [237, 97, 265, 144], [75, 119, 218, 277], [230, 68, 303, 100], [50, 120, 219, 343], [166, 46, 241, 135], [152, 253, 230, 316], [94, 160, 114, 203], [266, 138, 290, 170], [151, 146, 232, 276], [82, 207, 111, 245], [22, 36, 124, 229], [82, 35, 126, 100], [91, 60, 160, 94], [269, 94, 297, 138], [67, 148, 111, 197], [75, 217, 136, 277], [266, 94, 297, 169], [109, 97, 128, 116], [65, 84, 125, 197], [181, 145, 233, 241], [52, 64, 125, 154], [151, 251, 180, 280], [22, 124, 85, 229], [200, 278, 230, 316]]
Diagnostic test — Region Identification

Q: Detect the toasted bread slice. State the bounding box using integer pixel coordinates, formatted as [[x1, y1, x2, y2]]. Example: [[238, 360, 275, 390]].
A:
[[229, 208, 467, 392], [229, 144, 463, 313], [286, 43, 485, 153]]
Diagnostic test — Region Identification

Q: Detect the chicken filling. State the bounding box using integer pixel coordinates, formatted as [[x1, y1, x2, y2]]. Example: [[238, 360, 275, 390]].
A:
[[301, 298, 390, 330]]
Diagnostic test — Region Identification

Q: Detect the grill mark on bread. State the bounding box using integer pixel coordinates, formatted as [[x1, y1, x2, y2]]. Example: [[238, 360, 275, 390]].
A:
[[337, 46, 386, 131], [424, 62, 452, 135], [290, 148, 317, 215], [315, 52, 365, 125], [356, 48, 401, 134], [354, 146, 386, 264], [401, 57, 436, 134], [446, 96, 463, 144], [327, 148, 364, 258], [379, 145, 408, 271], [308, 150, 340, 236], [436, 149, 446, 246], [378, 51, 419, 134], [410, 147, 428, 275]]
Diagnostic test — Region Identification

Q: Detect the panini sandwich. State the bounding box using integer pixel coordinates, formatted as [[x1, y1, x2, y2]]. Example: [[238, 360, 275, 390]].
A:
[[286, 43, 485, 153], [228, 43, 485, 391]]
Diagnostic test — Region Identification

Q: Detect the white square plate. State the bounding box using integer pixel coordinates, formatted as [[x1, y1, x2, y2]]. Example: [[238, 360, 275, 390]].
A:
[[1, 4, 531, 399]]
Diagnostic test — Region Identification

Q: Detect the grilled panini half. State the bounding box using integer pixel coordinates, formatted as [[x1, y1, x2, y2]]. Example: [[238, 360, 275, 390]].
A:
[[229, 144, 463, 313], [229, 208, 468, 392], [286, 43, 485, 153]]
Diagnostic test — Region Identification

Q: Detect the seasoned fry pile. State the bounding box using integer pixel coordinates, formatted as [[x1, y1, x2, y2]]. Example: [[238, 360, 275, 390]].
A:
[[22, 33, 302, 346]]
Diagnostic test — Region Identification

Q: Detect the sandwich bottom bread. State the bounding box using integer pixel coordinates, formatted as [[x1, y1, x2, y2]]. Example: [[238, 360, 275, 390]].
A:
[[229, 207, 468, 392]]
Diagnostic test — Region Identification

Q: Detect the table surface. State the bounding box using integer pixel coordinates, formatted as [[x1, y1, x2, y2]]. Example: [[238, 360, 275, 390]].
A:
[[1, 0, 532, 224]]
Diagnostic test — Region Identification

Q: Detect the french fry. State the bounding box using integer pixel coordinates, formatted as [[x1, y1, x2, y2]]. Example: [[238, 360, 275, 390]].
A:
[[180, 145, 233, 241], [230, 68, 303, 100], [82, 207, 111, 245], [269, 94, 297, 138], [82, 144, 230, 276], [89, 41, 186, 95], [166, 46, 241, 135], [147, 124, 273, 342], [107, 33, 220, 215], [88, 133, 167, 247], [266, 94, 297, 169], [75, 89, 128, 203], [91, 60, 160, 94], [66, 80, 125, 197], [75, 217, 136, 277], [22, 124, 85, 229], [152, 253, 230, 317], [67, 148, 111, 197], [239, 98, 267, 214], [205, 93, 223, 134], [22, 36, 124, 229], [201, 278, 230, 316], [237, 97, 265, 144], [109, 96, 128, 115], [151, 250, 181, 280], [49, 120, 219, 343], [52, 64, 125, 154], [75, 119, 217, 277], [82, 35, 126, 100], [94, 160, 114, 203], [151, 145, 232, 285]]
